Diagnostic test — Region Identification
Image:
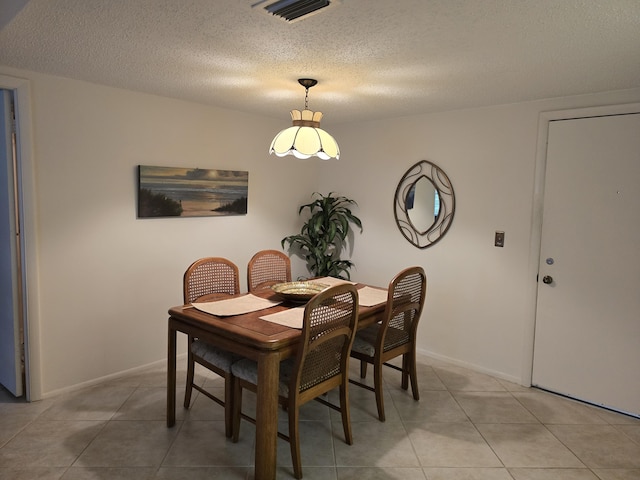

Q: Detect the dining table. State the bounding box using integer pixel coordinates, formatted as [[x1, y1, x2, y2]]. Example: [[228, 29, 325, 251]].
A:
[[166, 279, 388, 480]]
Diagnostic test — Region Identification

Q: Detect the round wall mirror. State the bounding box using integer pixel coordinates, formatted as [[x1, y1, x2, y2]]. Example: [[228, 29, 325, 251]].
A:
[[394, 160, 455, 249]]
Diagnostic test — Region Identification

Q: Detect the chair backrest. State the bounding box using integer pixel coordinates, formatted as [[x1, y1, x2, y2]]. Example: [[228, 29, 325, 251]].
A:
[[380, 266, 427, 352], [247, 249, 292, 292], [292, 283, 359, 398], [183, 257, 240, 304]]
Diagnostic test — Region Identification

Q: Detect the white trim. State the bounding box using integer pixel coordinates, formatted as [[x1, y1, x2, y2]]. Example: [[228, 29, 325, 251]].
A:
[[523, 102, 640, 387], [418, 348, 522, 385], [41, 354, 187, 399]]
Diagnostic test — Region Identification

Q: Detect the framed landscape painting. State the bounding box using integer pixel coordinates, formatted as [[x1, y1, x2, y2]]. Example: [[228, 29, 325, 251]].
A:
[[137, 165, 248, 218]]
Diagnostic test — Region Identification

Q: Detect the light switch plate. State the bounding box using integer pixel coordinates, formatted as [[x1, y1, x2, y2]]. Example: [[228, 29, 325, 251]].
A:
[[495, 231, 505, 247]]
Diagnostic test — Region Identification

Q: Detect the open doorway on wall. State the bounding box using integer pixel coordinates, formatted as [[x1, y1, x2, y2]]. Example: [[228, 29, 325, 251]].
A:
[[0, 87, 27, 399]]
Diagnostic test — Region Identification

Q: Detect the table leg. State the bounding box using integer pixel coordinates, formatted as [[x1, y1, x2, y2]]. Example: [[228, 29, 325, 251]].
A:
[[254, 350, 280, 480], [167, 318, 177, 427]]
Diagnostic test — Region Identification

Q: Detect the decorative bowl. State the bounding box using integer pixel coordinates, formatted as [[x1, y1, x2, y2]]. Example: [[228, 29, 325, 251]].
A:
[[271, 281, 329, 303]]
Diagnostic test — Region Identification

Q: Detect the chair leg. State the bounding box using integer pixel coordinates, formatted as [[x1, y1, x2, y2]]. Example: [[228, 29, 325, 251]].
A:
[[224, 374, 234, 438], [401, 353, 410, 390], [184, 344, 195, 408], [360, 360, 367, 378], [373, 362, 385, 422], [231, 381, 242, 443], [409, 350, 420, 401], [288, 400, 303, 479], [339, 383, 353, 445]]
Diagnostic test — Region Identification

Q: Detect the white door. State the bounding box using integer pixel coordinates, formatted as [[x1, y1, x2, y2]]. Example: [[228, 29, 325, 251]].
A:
[[0, 89, 23, 396], [532, 112, 640, 416]]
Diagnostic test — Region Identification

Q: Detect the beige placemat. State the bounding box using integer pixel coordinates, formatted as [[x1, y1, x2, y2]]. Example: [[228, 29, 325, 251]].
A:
[[312, 276, 357, 287], [192, 294, 281, 317], [357, 286, 388, 307], [260, 307, 305, 329], [311, 278, 387, 306]]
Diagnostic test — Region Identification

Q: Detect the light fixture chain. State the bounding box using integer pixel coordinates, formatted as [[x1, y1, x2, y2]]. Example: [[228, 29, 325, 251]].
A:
[[304, 87, 309, 109]]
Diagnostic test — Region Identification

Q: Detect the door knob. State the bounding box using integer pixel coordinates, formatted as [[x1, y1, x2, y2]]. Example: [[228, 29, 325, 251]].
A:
[[542, 275, 553, 284]]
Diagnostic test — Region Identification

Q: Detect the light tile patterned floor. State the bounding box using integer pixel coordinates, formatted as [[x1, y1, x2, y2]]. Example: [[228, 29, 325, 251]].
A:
[[0, 355, 638, 479]]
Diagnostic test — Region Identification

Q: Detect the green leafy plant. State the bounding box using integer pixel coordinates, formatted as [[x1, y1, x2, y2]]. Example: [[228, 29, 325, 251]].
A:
[[282, 192, 363, 279]]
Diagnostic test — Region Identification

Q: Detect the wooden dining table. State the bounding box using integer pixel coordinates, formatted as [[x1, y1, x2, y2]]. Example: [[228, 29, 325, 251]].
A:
[[166, 283, 386, 480]]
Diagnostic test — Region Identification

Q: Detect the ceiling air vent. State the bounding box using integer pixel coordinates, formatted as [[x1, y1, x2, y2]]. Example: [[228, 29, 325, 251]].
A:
[[252, 0, 340, 23]]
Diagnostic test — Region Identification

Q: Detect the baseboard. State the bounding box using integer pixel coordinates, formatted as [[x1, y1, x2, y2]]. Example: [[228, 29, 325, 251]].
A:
[[42, 349, 526, 400], [41, 353, 188, 400], [416, 348, 525, 386]]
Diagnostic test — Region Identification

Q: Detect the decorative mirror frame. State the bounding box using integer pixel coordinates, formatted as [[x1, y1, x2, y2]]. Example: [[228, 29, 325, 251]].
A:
[[394, 160, 455, 249]]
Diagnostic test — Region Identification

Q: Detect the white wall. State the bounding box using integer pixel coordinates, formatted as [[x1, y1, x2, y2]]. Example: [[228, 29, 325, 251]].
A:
[[1, 67, 318, 397], [318, 88, 640, 384], [4, 64, 640, 396]]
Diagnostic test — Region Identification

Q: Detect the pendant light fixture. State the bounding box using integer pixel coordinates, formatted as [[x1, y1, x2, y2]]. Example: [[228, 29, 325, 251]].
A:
[[269, 78, 340, 160]]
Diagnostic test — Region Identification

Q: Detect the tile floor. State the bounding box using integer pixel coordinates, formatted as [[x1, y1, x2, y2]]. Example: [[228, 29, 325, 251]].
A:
[[0, 355, 639, 479]]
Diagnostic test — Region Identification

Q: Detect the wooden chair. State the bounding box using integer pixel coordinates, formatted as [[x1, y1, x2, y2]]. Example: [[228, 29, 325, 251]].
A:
[[231, 283, 359, 479], [349, 266, 427, 421], [183, 257, 241, 437], [247, 249, 292, 293]]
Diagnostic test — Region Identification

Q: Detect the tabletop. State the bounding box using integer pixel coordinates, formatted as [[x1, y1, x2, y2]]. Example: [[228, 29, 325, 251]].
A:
[[168, 283, 386, 354]]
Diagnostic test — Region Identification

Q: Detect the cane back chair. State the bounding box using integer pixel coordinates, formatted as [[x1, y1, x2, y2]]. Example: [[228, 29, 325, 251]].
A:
[[231, 283, 359, 479], [247, 249, 292, 293], [183, 256, 241, 437], [349, 266, 427, 421]]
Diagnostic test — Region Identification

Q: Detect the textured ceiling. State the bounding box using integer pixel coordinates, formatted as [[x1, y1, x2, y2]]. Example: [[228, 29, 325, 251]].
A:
[[1, 0, 640, 125]]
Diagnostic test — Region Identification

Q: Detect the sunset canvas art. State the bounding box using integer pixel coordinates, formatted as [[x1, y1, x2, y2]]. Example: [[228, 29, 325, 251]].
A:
[[137, 165, 248, 218]]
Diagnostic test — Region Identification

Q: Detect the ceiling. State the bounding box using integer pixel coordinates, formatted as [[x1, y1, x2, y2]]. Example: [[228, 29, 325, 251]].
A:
[[1, 0, 640, 125]]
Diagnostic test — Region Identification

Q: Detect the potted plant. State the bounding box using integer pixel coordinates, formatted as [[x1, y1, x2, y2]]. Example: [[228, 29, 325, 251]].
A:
[[282, 192, 363, 279]]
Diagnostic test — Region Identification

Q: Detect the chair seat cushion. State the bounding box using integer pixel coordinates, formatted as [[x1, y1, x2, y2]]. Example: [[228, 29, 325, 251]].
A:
[[191, 340, 240, 373], [351, 324, 378, 357], [231, 357, 294, 397], [352, 323, 410, 357]]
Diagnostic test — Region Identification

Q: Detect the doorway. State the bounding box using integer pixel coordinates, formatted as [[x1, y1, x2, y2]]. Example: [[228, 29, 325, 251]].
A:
[[532, 106, 640, 417], [0, 88, 26, 398]]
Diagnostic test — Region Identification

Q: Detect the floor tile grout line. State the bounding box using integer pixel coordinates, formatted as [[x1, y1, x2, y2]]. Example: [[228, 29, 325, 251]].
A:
[[1, 360, 639, 476], [0, 411, 40, 451], [446, 377, 511, 473], [159, 418, 186, 469], [510, 389, 638, 472], [110, 383, 142, 421], [68, 417, 111, 471]]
